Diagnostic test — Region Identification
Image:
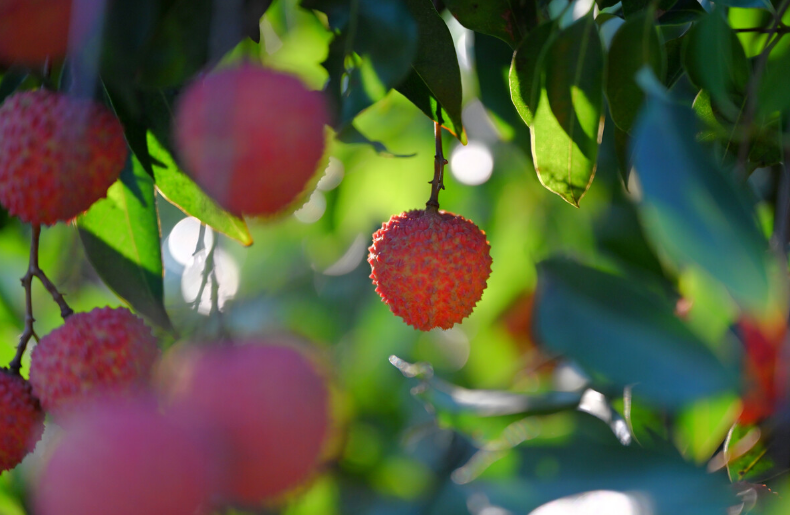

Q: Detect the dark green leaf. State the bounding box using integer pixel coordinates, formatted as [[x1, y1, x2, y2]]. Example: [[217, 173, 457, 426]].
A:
[[658, 0, 706, 25], [708, 0, 772, 8], [0, 70, 26, 104], [606, 13, 666, 132], [613, 124, 632, 186], [509, 21, 555, 128], [595, 0, 620, 10], [529, 15, 605, 207], [683, 10, 750, 118], [78, 156, 172, 330], [622, 0, 650, 18], [758, 43, 790, 117], [632, 71, 774, 314], [443, 0, 537, 48], [396, 0, 465, 143], [147, 134, 253, 246], [663, 34, 686, 88], [534, 258, 737, 408]]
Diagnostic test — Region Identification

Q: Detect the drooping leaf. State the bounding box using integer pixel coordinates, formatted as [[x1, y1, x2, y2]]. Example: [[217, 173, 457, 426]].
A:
[[509, 21, 555, 128], [305, 0, 418, 126], [396, 0, 465, 143], [534, 258, 737, 408], [147, 133, 253, 246], [606, 12, 666, 132], [442, 0, 537, 48], [529, 14, 605, 207], [683, 10, 750, 118], [632, 71, 775, 315], [78, 156, 172, 330]]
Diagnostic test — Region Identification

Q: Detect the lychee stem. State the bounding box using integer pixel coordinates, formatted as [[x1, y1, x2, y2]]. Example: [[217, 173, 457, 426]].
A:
[[426, 110, 447, 212], [9, 225, 73, 375]]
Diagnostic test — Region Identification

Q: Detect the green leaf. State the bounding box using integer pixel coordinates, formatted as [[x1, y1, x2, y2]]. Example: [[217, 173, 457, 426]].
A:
[[336, 124, 417, 157], [443, 0, 536, 48], [396, 0, 465, 143], [147, 133, 253, 246], [657, 0, 706, 25], [509, 21, 555, 128], [632, 71, 775, 314], [683, 10, 750, 118], [708, 0, 772, 9], [758, 42, 790, 117], [78, 156, 172, 330], [529, 14, 605, 207], [0, 70, 26, 105], [306, 0, 418, 126], [606, 13, 666, 132], [663, 34, 686, 88], [534, 258, 737, 408]]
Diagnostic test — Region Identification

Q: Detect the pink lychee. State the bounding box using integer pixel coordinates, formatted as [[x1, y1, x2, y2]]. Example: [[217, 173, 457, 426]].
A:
[[0, 368, 44, 471]]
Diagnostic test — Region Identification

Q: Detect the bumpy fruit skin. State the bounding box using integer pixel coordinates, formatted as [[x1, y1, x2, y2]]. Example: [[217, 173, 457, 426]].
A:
[[34, 398, 213, 515], [0, 90, 128, 225], [368, 209, 493, 331], [0, 369, 45, 471], [161, 341, 330, 506], [29, 307, 159, 417], [173, 65, 328, 217]]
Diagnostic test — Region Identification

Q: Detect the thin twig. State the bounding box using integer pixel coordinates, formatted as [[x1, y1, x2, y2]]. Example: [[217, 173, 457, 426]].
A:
[[772, 157, 790, 259], [735, 0, 790, 178], [426, 111, 447, 211], [734, 25, 790, 34], [9, 225, 73, 374]]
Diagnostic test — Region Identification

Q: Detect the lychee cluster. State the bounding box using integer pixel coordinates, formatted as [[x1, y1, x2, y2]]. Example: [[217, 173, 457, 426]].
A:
[[368, 209, 493, 331], [173, 65, 329, 217], [0, 368, 44, 472], [0, 89, 128, 225]]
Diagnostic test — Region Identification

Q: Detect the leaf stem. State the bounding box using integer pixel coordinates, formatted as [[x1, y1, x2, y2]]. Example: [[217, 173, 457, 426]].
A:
[[426, 111, 447, 212], [9, 225, 73, 375]]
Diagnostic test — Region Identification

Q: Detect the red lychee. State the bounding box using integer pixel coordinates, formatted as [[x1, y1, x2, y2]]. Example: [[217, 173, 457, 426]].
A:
[[0, 90, 128, 225], [173, 65, 329, 217], [0, 369, 45, 472], [368, 209, 493, 331], [0, 0, 79, 65], [29, 307, 159, 417], [34, 397, 214, 515], [159, 341, 331, 506]]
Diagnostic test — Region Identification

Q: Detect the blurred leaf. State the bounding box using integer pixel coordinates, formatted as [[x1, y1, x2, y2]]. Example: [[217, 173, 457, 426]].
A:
[[683, 10, 750, 118], [78, 156, 172, 330], [725, 424, 774, 482], [758, 42, 790, 118], [658, 0, 706, 25], [336, 124, 417, 157], [632, 72, 775, 314], [396, 0, 465, 143], [606, 12, 666, 132], [0, 70, 25, 104], [529, 14, 604, 207], [663, 34, 686, 88], [675, 394, 740, 464], [475, 432, 735, 514], [708, 0, 772, 8], [613, 124, 632, 186], [509, 21, 555, 128], [443, 0, 537, 48], [147, 133, 253, 246], [534, 258, 737, 409], [306, 0, 418, 125]]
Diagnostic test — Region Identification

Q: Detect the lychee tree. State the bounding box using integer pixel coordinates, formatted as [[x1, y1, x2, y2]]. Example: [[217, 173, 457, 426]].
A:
[[0, 0, 790, 514]]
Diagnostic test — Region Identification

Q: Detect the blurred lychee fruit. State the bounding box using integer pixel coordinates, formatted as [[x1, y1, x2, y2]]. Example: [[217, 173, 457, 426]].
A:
[[34, 397, 213, 515], [0, 90, 128, 225], [159, 341, 330, 506], [368, 209, 492, 331], [0, 369, 45, 471], [0, 0, 99, 66], [29, 307, 158, 417], [173, 65, 328, 217], [738, 316, 787, 425]]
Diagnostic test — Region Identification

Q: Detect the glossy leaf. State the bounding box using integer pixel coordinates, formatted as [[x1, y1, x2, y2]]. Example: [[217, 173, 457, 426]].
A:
[[529, 15, 605, 207], [606, 13, 666, 132], [443, 0, 536, 48], [147, 133, 253, 246], [683, 10, 750, 118], [397, 0, 465, 143], [509, 21, 555, 128], [534, 258, 737, 408], [78, 156, 172, 330], [632, 71, 774, 314]]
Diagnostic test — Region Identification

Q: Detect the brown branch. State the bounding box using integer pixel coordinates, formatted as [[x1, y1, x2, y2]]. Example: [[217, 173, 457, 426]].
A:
[[426, 110, 447, 212], [8, 225, 73, 375], [734, 25, 790, 34]]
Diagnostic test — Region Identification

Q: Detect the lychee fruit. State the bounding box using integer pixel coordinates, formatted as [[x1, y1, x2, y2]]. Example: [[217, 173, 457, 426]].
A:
[[368, 209, 493, 331], [173, 65, 329, 217], [34, 397, 214, 515], [0, 89, 128, 225], [159, 341, 331, 506], [0, 369, 45, 472], [29, 306, 159, 418]]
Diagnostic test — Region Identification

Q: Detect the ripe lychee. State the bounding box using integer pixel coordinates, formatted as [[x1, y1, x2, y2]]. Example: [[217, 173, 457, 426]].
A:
[[0, 89, 128, 225], [0, 369, 45, 472], [34, 397, 214, 515], [0, 0, 82, 65], [368, 209, 493, 331], [173, 65, 329, 217], [29, 306, 159, 417], [159, 341, 330, 506]]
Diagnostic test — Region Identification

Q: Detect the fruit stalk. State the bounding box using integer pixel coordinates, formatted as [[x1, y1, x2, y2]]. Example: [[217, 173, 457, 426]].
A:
[[9, 225, 73, 374], [427, 111, 447, 212]]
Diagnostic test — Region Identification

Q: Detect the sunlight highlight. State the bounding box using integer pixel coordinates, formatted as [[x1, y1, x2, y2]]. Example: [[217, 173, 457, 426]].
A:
[[451, 141, 494, 185]]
